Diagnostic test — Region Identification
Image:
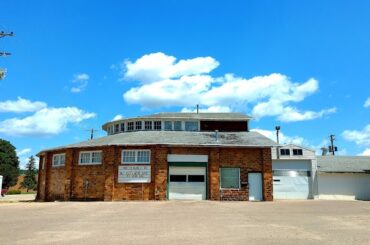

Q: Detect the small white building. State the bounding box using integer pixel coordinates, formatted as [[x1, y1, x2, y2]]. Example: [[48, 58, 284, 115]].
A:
[[316, 156, 370, 201], [272, 144, 317, 199]]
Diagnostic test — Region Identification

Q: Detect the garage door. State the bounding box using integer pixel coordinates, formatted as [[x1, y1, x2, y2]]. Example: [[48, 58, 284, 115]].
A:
[[273, 161, 311, 199], [318, 173, 370, 200], [168, 166, 206, 200]]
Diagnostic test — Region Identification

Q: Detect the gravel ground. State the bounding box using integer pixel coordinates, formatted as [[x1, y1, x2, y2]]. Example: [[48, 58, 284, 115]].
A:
[[0, 200, 370, 245]]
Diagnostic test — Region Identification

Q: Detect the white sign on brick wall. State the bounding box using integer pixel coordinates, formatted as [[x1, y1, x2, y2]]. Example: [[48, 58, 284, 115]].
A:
[[118, 165, 151, 183]]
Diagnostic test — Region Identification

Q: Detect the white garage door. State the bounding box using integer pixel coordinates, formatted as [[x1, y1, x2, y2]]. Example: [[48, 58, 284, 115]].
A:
[[318, 173, 370, 200], [273, 161, 311, 199], [168, 166, 206, 200]]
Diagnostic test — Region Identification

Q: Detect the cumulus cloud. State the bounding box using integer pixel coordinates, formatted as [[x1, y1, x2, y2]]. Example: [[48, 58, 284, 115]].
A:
[[0, 97, 47, 113], [276, 107, 336, 122], [122, 53, 335, 122], [112, 114, 124, 121], [71, 73, 89, 93], [359, 148, 370, 156], [364, 97, 370, 108], [0, 99, 96, 137], [124, 52, 219, 83], [251, 129, 308, 146], [342, 124, 370, 146]]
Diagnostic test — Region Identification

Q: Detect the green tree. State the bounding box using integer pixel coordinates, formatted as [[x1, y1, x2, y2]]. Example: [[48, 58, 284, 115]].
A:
[[21, 155, 38, 192], [0, 139, 20, 188]]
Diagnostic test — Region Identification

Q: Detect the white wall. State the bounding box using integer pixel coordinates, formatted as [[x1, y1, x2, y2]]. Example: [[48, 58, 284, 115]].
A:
[[317, 173, 370, 200]]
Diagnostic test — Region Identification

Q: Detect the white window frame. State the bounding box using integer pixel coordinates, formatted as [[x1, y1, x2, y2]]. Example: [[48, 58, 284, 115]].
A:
[[52, 153, 66, 167], [219, 167, 240, 190], [121, 150, 151, 164], [78, 151, 102, 165]]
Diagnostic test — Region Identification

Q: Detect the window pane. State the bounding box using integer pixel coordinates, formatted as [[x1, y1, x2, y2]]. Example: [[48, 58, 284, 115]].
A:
[[188, 175, 205, 182], [293, 149, 303, 155], [60, 154, 65, 166], [173, 121, 182, 131], [122, 151, 135, 163], [220, 168, 239, 188], [280, 149, 290, 156], [137, 150, 150, 163], [53, 155, 59, 166], [145, 121, 152, 130], [164, 121, 172, 131], [120, 123, 125, 132], [135, 121, 142, 130], [185, 121, 198, 131], [127, 122, 134, 131], [154, 121, 161, 130], [115, 124, 119, 133], [91, 152, 101, 163], [80, 153, 90, 163], [170, 175, 186, 182]]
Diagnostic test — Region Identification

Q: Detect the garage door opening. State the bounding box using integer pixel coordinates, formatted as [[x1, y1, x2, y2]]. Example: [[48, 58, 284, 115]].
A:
[[168, 166, 207, 200]]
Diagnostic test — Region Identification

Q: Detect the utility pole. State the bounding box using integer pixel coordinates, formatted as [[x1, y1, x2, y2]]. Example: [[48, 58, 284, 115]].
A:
[[275, 125, 281, 159], [0, 31, 14, 80], [329, 134, 337, 156]]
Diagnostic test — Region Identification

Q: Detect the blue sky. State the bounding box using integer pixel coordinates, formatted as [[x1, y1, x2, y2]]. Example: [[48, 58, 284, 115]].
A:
[[1, 1, 369, 168]]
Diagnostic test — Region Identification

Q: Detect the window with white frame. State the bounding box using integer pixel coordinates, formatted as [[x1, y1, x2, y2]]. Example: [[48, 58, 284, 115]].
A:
[[79, 151, 102, 165], [135, 121, 142, 130], [120, 123, 125, 132], [174, 121, 182, 131], [52, 153, 65, 167], [122, 150, 150, 164], [164, 121, 172, 131], [145, 121, 152, 130], [220, 167, 240, 189], [127, 122, 134, 131], [185, 121, 198, 131], [154, 121, 162, 130], [115, 124, 119, 133]]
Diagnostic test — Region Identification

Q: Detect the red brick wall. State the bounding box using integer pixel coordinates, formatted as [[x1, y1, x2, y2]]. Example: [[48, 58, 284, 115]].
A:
[[38, 145, 272, 201]]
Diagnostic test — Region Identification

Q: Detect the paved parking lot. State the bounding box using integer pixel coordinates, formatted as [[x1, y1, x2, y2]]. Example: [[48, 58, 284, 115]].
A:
[[0, 200, 370, 245]]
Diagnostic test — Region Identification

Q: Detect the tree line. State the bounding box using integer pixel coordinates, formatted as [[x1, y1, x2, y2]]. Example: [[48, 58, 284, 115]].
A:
[[0, 139, 37, 192]]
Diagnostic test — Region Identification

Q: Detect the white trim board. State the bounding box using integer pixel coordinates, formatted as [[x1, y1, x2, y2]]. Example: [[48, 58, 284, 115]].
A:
[[167, 154, 208, 162]]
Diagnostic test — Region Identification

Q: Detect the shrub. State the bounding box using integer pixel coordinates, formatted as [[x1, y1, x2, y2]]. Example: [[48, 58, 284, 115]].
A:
[[6, 190, 21, 195]]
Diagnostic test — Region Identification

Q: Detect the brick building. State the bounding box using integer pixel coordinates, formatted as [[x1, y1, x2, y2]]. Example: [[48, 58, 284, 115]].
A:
[[36, 113, 276, 201]]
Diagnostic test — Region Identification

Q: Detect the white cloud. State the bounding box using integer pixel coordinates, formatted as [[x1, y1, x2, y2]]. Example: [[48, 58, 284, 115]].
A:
[[71, 73, 89, 93], [251, 128, 308, 146], [0, 107, 96, 136], [364, 97, 370, 108], [16, 148, 32, 156], [122, 53, 334, 122], [342, 124, 370, 146], [0, 97, 47, 113], [112, 114, 124, 121], [124, 52, 219, 83], [276, 107, 336, 122], [359, 148, 370, 156]]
